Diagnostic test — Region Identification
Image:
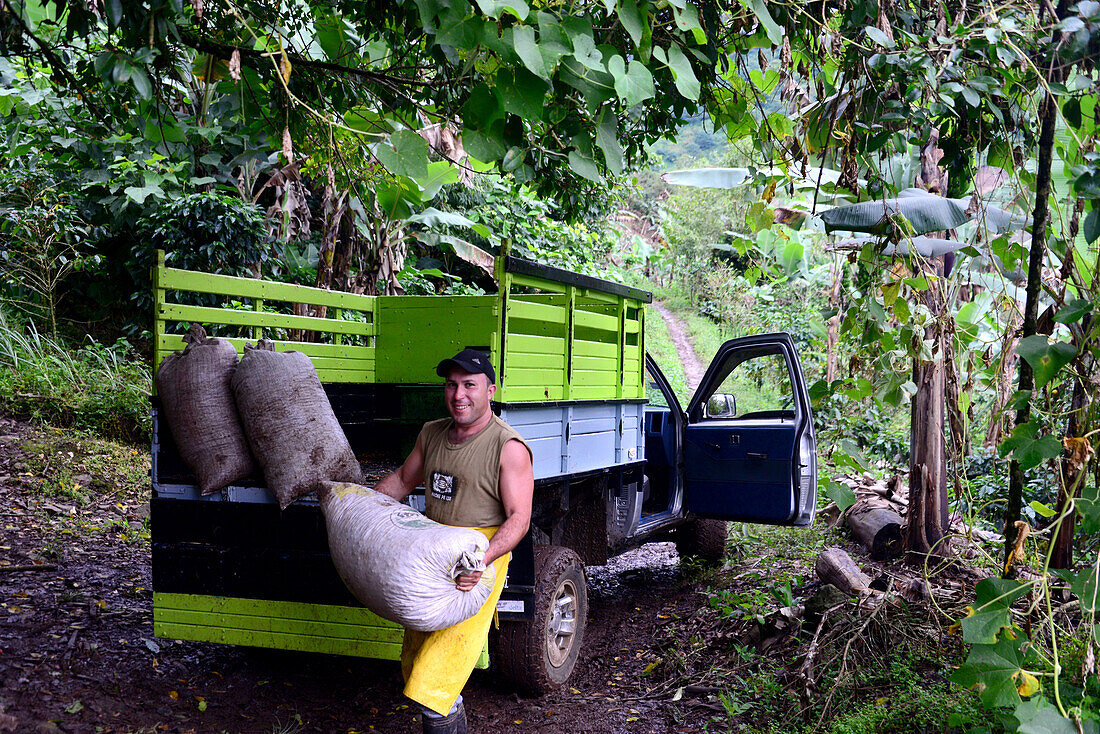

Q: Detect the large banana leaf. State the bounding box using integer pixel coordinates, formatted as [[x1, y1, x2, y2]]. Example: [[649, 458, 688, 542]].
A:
[[416, 232, 495, 275], [661, 167, 752, 188], [820, 189, 971, 234], [822, 188, 1029, 236], [883, 236, 972, 257]]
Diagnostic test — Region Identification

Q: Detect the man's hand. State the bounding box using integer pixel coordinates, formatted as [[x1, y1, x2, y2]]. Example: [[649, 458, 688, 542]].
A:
[[455, 570, 483, 592]]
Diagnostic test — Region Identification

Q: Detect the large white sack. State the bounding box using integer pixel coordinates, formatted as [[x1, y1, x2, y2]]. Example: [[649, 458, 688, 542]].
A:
[[319, 481, 496, 632]]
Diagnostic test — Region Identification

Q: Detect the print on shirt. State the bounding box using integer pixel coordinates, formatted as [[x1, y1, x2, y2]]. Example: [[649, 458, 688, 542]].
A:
[[429, 471, 456, 502]]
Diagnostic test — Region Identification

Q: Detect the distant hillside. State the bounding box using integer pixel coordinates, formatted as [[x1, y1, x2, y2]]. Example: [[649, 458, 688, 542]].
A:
[[646, 115, 730, 171]]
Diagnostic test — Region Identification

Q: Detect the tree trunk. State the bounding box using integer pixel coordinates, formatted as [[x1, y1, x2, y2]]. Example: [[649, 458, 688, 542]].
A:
[[1005, 0, 1068, 570], [908, 354, 948, 553], [985, 310, 1021, 448], [815, 547, 870, 595], [846, 498, 904, 560], [906, 129, 950, 554], [1050, 325, 1092, 569], [826, 256, 844, 383]]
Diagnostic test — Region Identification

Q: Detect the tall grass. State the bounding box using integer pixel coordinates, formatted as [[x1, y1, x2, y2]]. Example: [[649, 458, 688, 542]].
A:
[[0, 308, 151, 443]]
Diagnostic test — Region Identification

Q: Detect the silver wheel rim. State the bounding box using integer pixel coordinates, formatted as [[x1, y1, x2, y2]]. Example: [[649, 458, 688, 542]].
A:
[[545, 577, 579, 668]]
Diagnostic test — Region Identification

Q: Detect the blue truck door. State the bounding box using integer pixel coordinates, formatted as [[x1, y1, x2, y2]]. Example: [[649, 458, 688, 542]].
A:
[[681, 333, 817, 526]]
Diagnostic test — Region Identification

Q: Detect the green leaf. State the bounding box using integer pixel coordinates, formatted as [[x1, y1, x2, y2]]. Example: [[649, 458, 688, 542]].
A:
[[667, 44, 700, 101], [106, 0, 122, 27], [608, 55, 655, 106], [1016, 335, 1076, 388], [1070, 560, 1099, 613], [568, 137, 602, 182], [375, 129, 429, 181], [123, 183, 165, 204], [463, 124, 507, 162], [417, 160, 460, 199], [999, 420, 1063, 470], [475, 0, 529, 20], [436, 10, 484, 48], [595, 108, 624, 175], [498, 67, 549, 120], [1054, 297, 1093, 324], [619, 0, 646, 46], [1077, 483, 1100, 534], [513, 24, 548, 78], [572, 32, 605, 71], [950, 635, 1027, 709], [1084, 206, 1100, 244], [882, 236, 971, 258], [820, 190, 971, 235], [1014, 698, 1088, 734], [376, 179, 417, 220], [1029, 500, 1056, 518], [128, 66, 152, 99], [407, 207, 479, 230], [864, 26, 894, 48], [672, 3, 705, 44], [343, 108, 394, 138], [825, 479, 857, 511], [662, 167, 751, 188], [746, 0, 783, 44]]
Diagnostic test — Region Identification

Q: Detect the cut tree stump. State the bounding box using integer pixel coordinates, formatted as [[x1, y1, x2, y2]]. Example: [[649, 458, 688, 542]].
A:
[[846, 497, 904, 560], [815, 547, 870, 595]]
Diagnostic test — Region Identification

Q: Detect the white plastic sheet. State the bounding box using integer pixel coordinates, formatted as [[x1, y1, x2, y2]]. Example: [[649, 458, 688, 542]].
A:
[[320, 482, 495, 632]]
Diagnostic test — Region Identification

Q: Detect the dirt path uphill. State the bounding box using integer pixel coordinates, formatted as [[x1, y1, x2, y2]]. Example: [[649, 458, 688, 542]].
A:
[[652, 303, 704, 392]]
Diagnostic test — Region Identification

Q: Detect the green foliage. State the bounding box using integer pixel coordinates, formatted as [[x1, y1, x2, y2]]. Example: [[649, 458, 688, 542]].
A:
[[0, 170, 94, 335], [125, 192, 271, 322], [0, 309, 150, 443]]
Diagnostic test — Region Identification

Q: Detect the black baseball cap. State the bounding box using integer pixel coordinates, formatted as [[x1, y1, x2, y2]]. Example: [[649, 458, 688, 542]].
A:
[[436, 348, 496, 384]]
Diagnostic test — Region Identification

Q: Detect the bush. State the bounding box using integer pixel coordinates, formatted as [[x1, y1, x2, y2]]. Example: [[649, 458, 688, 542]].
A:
[[126, 191, 271, 324], [0, 308, 150, 443]]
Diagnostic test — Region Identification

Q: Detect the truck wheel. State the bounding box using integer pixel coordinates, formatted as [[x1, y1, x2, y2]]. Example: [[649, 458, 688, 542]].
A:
[[494, 545, 587, 695], [675, 518, 728, 565]]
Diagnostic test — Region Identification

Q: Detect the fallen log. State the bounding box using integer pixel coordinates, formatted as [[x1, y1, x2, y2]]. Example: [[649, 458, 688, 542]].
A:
[[815, 547, 870, 595], [846, 497, 904, 560]]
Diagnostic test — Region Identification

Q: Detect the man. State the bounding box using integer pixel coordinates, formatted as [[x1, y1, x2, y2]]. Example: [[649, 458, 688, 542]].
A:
[[375, 348, 534, 734]]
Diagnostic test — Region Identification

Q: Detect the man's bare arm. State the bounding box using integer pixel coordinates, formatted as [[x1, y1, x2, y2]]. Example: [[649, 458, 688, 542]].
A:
[[374, 440, 425, 502], [455, 439, 533, 591]]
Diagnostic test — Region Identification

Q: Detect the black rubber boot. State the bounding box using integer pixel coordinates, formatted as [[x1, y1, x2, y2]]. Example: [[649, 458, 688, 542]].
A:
[[421, 700, 466, 734]]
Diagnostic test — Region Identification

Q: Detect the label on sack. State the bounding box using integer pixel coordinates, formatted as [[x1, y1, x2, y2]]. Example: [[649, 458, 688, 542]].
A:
[[389, 507, 436, 530], [496, 599, 524, 613]]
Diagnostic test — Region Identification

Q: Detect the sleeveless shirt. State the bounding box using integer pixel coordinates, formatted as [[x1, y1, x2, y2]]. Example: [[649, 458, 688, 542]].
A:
[[417, 414, 531, 528]]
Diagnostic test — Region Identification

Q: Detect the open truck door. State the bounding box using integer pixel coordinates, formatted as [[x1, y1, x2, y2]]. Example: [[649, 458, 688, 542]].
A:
[[681, 333, 817, 526]]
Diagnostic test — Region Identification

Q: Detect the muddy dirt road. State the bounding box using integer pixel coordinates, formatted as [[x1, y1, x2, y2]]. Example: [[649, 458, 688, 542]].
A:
[[0, 418, 724, 734]]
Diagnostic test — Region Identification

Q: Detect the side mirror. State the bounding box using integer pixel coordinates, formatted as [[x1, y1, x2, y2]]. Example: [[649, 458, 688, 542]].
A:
[[705, 392, 737, 418]]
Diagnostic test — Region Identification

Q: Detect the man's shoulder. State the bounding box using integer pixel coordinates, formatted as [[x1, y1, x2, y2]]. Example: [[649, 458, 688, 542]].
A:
[[419, 417, 452, 441]]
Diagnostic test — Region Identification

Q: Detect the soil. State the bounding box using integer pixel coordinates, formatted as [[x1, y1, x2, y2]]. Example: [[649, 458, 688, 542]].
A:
[[0, 416, 730, 734], [651, 304, 704, 392]]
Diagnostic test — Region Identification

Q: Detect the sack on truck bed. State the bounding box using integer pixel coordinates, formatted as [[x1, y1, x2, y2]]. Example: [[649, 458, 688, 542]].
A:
[[320, 482, 495, 632], [155, 324, 256, 495], [231, 339, 362, 509]]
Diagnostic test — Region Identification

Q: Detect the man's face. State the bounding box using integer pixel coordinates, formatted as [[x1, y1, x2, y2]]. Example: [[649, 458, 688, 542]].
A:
[[444, 368, 496, 427]]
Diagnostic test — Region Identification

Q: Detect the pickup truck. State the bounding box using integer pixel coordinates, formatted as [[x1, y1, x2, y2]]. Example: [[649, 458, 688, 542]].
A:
[[149, 250, 817, 694]]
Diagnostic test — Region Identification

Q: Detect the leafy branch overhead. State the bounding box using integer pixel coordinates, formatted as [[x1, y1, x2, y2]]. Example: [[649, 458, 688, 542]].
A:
[[20, 0, 722, 200]]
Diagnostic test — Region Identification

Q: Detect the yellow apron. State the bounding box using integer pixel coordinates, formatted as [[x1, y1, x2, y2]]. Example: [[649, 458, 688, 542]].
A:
[[401, 526, 510, 715]]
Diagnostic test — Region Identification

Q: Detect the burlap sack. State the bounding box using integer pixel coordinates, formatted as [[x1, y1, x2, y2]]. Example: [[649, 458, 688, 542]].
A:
[[231, 338, 362, 509], [155, 324, 256, 495], [319, 482, 494, 631]]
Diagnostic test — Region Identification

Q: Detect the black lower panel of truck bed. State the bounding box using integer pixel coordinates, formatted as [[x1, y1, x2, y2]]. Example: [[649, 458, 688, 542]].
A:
[[151, 498, 360, 605], [151, 498, 536, 614]]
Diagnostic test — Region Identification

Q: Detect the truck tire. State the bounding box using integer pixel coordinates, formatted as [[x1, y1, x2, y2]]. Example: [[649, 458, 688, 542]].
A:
[[675, 518, 728, 565], [494, 545, 587, 695]]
